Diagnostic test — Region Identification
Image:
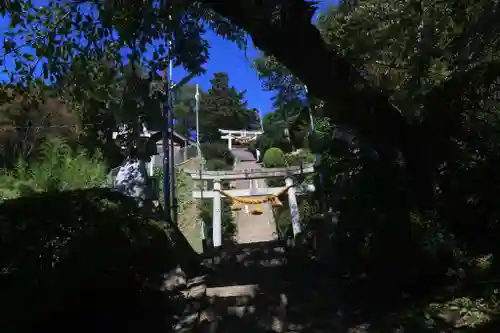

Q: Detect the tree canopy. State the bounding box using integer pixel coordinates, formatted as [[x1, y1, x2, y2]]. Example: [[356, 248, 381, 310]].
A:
[[3, 0, 500, 330], [198, 72, 258, 142]]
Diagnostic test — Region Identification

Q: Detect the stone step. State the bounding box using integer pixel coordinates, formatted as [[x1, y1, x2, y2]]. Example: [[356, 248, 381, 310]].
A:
[[171, 275, 208, 333], [206, 284, 259, 298], [202, 246, 287, 271], [199, 290, 288, 333], [205, 293, 287, 309]]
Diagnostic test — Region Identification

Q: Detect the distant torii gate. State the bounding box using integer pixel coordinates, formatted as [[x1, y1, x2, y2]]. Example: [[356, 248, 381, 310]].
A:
[[219, 129, 263, 149], [184, 164, 315, 247]]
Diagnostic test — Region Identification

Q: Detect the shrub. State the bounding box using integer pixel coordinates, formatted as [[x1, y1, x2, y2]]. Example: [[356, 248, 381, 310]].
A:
[[0, 189, 178, 332], [263, 147, 287, 187], [195, 145, 236, 246], [199, 198, 236, 245], [153, 167, 206, 252], [262, 147, 286, 168], [200, 142, 234, 166], [247, 141, 257, 158], [154, 167, 193, 215], [285, 149, 316, 166], [0, 138, 107, 199], [205, 158, 232, 171]]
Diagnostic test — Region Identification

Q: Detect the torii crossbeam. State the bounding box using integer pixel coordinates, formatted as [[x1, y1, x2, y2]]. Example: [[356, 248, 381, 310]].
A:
[[218, 129, 263, 149]]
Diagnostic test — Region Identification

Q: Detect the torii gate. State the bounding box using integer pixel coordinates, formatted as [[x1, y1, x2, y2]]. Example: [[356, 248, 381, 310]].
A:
[[219, 129, 263, 149], [184, 164, 315, 247]]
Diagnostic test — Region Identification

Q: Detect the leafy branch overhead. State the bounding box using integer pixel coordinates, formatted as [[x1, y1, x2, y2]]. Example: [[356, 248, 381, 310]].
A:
[[1, 0, 246, 81], [241, 0, 500, 208]]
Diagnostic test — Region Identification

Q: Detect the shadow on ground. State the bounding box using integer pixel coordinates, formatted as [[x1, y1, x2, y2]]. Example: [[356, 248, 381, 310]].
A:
[[4, 189, 500, 333], [198, 240, 288, 333], [194, 237, 500, 333]]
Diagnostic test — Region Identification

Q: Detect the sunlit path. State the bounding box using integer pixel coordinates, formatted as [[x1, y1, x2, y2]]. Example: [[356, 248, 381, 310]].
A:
[[232, 151, 278, 244]]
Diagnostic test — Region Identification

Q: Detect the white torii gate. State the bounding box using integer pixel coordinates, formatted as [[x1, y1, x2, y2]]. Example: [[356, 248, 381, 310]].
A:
[[184, 164, 315, 247], [219, 129, 263, 149]]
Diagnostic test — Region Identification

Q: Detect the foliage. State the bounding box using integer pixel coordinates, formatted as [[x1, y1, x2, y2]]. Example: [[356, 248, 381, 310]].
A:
[[203, 158, 231, 172], [0, 0, 246, 163], [253, 54, 317, 152], [262, 147, 286, 188], [285, 149, 316, 166], [0, 84, 81, 168], [153, 166, 193, 216], [1, 1, 245, 83], [290, 1, 500, 329], [196, 141, 237, 244], [0, 188, 178, 332], [248, 96, 317, 154], [199, 198, 236, 245], [262, 147, 286, 168], [172, 84, 201, 138], [271, 149, 315, 240], [168, 73, 258, 144], [200, 142, 234, 167], [153, 166, 204, 251], [0, 138, 107, 199], [253, 55, 307, 111], [273, 199, 313, 241], [5, 0, 500, 329], [256, 111, 293, 153], [247, 0, 500, 329], [199, 72, 259, 142]]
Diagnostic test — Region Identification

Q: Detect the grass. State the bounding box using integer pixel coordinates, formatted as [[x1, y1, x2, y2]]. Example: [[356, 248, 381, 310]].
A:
[[177, 157, 203, 253], [160, 157, 204, 253], [0, 138, 107, 200], [178, 203, 203, 253]]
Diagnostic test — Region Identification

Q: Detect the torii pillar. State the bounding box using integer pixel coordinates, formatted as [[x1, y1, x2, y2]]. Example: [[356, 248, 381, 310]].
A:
[[212, 179, 222, 247], [220, 133, 233, 150], [227, 133, 232, 150]]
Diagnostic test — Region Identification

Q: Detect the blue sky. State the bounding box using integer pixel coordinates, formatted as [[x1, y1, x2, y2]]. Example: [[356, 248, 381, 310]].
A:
[[180, 0, 336, 116], [0, 0, 336, 117]]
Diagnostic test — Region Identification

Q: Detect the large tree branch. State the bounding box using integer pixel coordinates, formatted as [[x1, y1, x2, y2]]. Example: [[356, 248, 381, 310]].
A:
[[201, 0, 408, 148], [201, 0, 434, 207]]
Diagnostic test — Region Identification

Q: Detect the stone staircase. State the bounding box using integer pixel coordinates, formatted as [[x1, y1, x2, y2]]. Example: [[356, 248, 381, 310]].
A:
[[171, 240, 289, 333]]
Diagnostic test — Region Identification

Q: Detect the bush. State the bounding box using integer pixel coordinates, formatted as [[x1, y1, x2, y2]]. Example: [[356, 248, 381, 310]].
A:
[[154, 167, 193, 215], [263, 147, 287, 187], [0, 189, 178, 332], [200, 142, 234, 166], [195, 145, 236, 246], [153, 167, 206, 253], [262, 147, 286, 168], [0, 138, 107, 199], [205, 158, 233, 171], [247, 141, 257, 159], [199, 198, 236, 245], [285, 149, 316, 166]]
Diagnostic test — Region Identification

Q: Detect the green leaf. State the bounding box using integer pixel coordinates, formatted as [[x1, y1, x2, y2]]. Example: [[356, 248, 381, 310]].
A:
[[23, 53, 34, 61]]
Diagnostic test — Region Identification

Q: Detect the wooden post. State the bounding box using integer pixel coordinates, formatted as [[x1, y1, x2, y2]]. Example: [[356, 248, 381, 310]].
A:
[[213, 179, 222, 247], [286, 177, 302, 237]]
